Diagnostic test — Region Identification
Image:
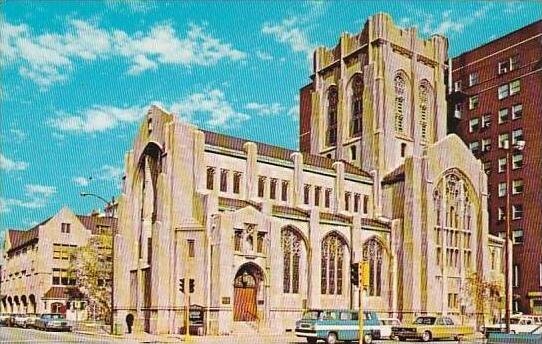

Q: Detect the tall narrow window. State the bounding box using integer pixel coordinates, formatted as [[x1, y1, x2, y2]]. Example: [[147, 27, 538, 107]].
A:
[[351, 74, 363, 137], [281, 181, 288, 202], [419, 81, 432, 142], [220, 169, 228, 192], [325, 188, 331, 208], [321, 232, 346, 295], [233, 172, 241, 194], [394, 73, 407, 134], [270, 178, 277, 200], [326, 87, 338, 146], [344, 192, 351, 211], [258, 176, 266, 198], [206, 167, 215, 190], [354, 194, 360, 213], [187, 240, 195, 258], [234, 230, 242, 251], [282, 227, 303, 294], [314, 186, 321, 206], [363, 195, 369, 214], [304, 185, 311, 205], [363, 239, 383, 296]]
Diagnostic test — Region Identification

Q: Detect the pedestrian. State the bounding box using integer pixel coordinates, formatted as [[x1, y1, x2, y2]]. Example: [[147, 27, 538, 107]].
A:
[[126, 314, 134, 334]]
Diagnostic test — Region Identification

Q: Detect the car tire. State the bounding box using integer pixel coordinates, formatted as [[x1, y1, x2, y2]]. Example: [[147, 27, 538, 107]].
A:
[[307, 339, 317, 344], [326, 332, 338, 344], [398, 336, 405, 341], [421, 330, 432, 342], [363, 333, 373, 344]]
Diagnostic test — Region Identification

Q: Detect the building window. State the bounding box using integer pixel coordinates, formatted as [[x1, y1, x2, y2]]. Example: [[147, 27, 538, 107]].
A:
[[481, 138, 491, 152], [498, 60, 509, 74], [510, 80, 521, 95], [258, 176, 266, 198], [314, 186, 321, 206], [257, 232, 265, 254], [351, 74, 363, 137], [513, 229, 524, 244], [481, 114, 491, 129], [469, 118, 479, 132], [400, 143, 407, 157], [363, 239, 383, 296], [282, 227, 303, 294], [350, 145, 357, 161], [206, 167, 215, 190], [498, 133, 509, 148], [326, 86, 338, 146], [304, 185, 311, 205], [513, 264, 519, 287], [53, 244, 62, 259], [454, 103, 462, 119], [270, 178, 277, 200], [498, 158, 507, 173], [512, 129, 523, 145], [469, 141, 479, 154], [61, 223, 71, 234], [498, 182, 507, 197], [324, 188, 331, 208], [498, 108, 509, 124], [363, 195, 369, 214], [512, 154, 523, 170], [234, 229, 242, 251], [321, 232, 346, 295], [187, 240, 195, 258], [483, 161, 491, 175], [394, 73, 408, 134], [498, 84, 509, 100], [220, 169, 228, 192], [344, 192, 351, 211], [281, 181, 288, 202], [454, 80, 462, 92], [510, 55, 519, 70], [512, 104, 523, 120], [468, 72, 479, 86], [469, 95, 479, 110], [354, 194, 360, 213], [512, 204, 523, 219], [419, 81, 432, 141], [233, 172, 241, 194], [498, 207, 505, 221], [512, 179, 524, 194]]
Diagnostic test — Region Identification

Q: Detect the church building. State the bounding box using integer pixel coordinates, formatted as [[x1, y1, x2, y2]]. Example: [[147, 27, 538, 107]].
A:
[[113, 13, 503, 335]]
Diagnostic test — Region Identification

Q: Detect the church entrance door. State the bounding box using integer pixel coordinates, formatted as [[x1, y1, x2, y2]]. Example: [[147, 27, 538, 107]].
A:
[[233, 264, 262, 322]]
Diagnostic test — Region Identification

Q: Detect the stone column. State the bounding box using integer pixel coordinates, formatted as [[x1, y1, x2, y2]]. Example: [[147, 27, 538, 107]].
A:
[[307, 209, 321, 309]]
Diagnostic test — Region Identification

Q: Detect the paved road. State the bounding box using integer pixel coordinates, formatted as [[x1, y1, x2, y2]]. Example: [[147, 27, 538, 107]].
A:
[[0, 326, 487, 343]]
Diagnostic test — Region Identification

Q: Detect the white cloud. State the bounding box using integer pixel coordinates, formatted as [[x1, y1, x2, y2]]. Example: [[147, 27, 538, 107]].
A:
[[73, 176, 90, 187], [48, 104, 146, 133], [0, 153, 28, 171], [169, 89, 250, 128], [245, 102, 284, 116], [255, 50, 274, 61], [287, 95, 300, 121], [2, 20, 246, 87], [9, 129, 26, 141], [262, 17, 314, 57], [0, 184, 57, 213], [96, 165, 124, 182]]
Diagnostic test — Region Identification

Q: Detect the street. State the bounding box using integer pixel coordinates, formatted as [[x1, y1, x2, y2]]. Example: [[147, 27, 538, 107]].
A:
[[0, 326, 487, 344]]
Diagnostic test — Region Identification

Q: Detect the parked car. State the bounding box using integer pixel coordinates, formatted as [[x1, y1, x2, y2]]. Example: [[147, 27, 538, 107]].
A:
[[295, 309, 380, 344], [378, 317, 401, 339], [0, 313, 11, 326], [391, 315, 474, 342], [488, 325, 542, 343], [482, 316, 539, 337], [34, 313, 71, 331], [13, 314, 29, 328], [25, 314, 41, 329]]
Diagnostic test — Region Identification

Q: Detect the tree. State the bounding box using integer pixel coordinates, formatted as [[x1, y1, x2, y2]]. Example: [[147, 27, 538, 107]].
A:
[[462, 271, 504, 326], [69, 234, 112, 323]]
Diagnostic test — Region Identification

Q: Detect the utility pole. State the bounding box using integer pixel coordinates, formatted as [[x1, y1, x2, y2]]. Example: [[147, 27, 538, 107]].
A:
[[358, 261, 369, 343]]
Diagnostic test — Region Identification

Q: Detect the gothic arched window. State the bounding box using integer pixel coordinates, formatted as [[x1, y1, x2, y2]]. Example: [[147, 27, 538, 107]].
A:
[[419, 81, 433, 142], [321, 232, 346, 295], [394, 73, 409, 134], [351, 74, 363, 137], [326, 86, 338, 146], [282, 227, 303, 294], [363, 239, 383, 296]]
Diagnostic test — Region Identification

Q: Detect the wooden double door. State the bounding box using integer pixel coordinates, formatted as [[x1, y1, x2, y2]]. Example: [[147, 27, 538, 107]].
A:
[[233, 264, 262, 322]]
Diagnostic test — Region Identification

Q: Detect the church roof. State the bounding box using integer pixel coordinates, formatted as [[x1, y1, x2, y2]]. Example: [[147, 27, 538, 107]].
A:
[[381, 165, 405, 185], [202, 130, 370, 178], [43, 286, 85, 300], [218, 197, 262, 211]]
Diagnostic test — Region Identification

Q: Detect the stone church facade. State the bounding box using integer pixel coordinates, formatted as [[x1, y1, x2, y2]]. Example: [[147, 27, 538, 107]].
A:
[[113, 13, 503, 335]]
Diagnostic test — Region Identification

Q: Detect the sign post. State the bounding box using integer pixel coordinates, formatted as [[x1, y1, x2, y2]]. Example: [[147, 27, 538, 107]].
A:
[[358, 261, 370, 343]]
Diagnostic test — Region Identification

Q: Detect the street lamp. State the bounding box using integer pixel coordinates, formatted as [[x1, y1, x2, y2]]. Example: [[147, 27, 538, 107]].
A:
[[80, 191, 116, 334], [503, 139, 525, 333]]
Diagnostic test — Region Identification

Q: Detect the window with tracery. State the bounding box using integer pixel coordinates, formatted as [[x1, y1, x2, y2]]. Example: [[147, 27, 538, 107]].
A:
[[326, 87, 338, 146], [282, 228, 303, 293], [433, 171, 474, 271], [351, 75, 363, 137], [394, 73, 407, 134], [234, 224, 266, 255], [363, 239, 383, 296], [321, 232, 346, 295], [419, 81, 432, 142]]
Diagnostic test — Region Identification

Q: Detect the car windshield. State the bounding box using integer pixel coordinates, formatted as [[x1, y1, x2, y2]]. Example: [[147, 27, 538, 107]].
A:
[[414, 317, 436, 325], [302, 311, 321, 320]]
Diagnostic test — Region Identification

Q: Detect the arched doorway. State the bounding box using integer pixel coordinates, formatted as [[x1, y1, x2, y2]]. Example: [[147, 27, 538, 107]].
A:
[[51, 302, 66, 314], [29, 295, 36, 314], [233, 263, 264, 322]]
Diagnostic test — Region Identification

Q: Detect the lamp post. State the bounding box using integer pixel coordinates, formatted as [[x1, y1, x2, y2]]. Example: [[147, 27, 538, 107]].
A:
[[503, 139, 525, 333], [80, 191, 116, 334]]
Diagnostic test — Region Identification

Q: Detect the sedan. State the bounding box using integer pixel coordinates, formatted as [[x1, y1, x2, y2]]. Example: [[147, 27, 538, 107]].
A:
[[34, 313, 71, 332]]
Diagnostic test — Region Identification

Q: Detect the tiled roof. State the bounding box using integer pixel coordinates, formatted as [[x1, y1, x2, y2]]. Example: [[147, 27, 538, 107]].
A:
[[202, 130, 371, 177], [6, 217, 47, 253], [43, 287, 85, 299], [381, 165, 405, 185], [76, 215, 118, 235], [218, 197, 262, 211]]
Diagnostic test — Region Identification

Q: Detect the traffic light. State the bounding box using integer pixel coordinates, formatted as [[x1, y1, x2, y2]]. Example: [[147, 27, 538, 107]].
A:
[[350, 263, 359, 286], [189, 278, 195, 293], [179, 278, 185, 293]]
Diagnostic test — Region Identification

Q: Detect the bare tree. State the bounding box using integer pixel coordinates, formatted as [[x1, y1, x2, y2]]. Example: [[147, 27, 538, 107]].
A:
[[69, 234, 112, 323], [462, 272, 504, 326]]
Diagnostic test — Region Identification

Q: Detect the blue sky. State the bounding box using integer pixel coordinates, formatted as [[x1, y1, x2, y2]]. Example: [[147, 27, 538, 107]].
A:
[[1, 0, 540, 239]]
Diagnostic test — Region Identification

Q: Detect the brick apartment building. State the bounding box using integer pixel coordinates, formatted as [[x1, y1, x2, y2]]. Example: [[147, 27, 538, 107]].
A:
[[448, 20, 542, 314], [0, 207, 116, 321]]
